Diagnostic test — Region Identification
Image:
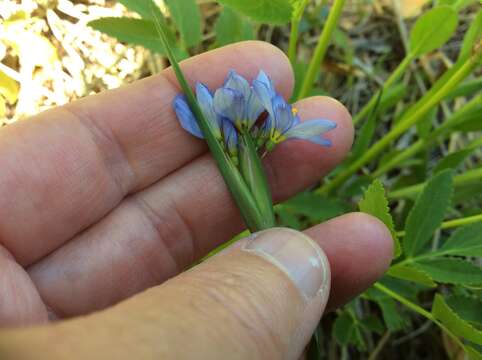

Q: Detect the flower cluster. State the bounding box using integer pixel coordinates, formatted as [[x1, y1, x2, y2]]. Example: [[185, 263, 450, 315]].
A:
[[173, 70, 336, 158]]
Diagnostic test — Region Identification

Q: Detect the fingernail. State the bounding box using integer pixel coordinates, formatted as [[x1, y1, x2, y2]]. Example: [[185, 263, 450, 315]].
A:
[[243, 228, 330, 299]]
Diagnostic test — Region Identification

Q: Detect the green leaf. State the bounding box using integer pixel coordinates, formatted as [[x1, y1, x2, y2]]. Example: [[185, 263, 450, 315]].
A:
[[439, 223, 482, 257], [117, 0, 162, 19], [333, 312, 366, 350], [432, 294, 482, 345], [333, 312, 355, 347], [283, 192, 349, 223], [216, 0, 292, 24], [387, 264, 436, 287], [433, 148, 475, 175], [359, 180, 401, 257], [403, 170, 454, 257], [414, 258, 482, 285], [360, 315, 384, 334], [214, 7, 254, 46], [459, 9, 482, 61], [377, 297, 407, 331], [164, 0, 202, 47], [409, 6, 458, 56], [350, 91, 380, 160], [88, 17, 166, 54], [466, 346, 482, 360], [446, 295, 482, 327]]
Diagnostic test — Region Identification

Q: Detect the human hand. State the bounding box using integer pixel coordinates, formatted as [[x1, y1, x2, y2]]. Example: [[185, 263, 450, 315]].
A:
[[0, 41, 392, 359]]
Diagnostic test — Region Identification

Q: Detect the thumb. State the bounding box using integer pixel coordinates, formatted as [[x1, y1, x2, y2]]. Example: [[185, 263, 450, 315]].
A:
[[0, 228, 330, 360]]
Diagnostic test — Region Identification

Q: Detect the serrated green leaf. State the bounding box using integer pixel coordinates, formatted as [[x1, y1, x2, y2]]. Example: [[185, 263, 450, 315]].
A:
[[433, 148, 475, 175], [438, 223, 482, 257], [446, 295, 482, 327], [216, 0, 292, 24], [432, 294, 482, 345], [403, 170, 454, 257], [165, 0, 202, 47], [387, 264, 436, 287], [214, 7, 254, 46], [466, 345, 482, 360], [414, 258, 482, 285], [459, 9, 482, 61], [409, 6, 458, 56], [359, 179, 401, 257], [117, 0, 162, 20]]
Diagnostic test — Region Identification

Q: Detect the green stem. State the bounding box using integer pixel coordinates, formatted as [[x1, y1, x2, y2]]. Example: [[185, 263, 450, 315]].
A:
[[353, 54, 413, 125], [396, 213, 482, 237], [297, 0, 346, 99], [367, 331, 390, 360], [318, 51, 482, 196], [374, 283, 466, 349], [288, 19, 300, 65], [373, 93, 482, 177], [389, 167, 482, 199], [152, 9, 265, 231]]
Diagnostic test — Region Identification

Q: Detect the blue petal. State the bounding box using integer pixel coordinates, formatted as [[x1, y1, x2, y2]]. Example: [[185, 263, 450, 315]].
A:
[[256, 70, 274, 93], [272, 96, 295, 134], [213, 87, 245, 123], [284, 119, 336, 139], [252, 79, 275, 118], [173, 94, 203, 138], [195, 82, 221, 137], [245, 91, 264, 126], [306, 136, 332, 147], [224, 70, 250, 100], [222, 119, 238, 154]]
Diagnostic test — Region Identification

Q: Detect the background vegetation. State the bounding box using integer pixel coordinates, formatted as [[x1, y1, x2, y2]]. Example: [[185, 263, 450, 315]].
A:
[[1, 0, 481, 358]]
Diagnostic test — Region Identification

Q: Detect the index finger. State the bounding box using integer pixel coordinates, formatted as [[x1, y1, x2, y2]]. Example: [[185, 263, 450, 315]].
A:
[[0, 41, 293, 265]]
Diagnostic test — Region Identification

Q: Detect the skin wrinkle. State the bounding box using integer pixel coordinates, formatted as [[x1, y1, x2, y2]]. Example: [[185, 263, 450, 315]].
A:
[[63, 105, 136, 196]]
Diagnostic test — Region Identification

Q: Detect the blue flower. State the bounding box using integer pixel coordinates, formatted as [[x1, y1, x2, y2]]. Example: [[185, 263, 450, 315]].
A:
[[173, 83, 239, 156], [173, 82, 223, 140], [253, 76, 336, 148], [213, 70, 269, 131]]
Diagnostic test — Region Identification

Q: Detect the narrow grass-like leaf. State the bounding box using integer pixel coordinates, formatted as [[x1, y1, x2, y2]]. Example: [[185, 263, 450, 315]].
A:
[[238, 133, 275, 228], [150, 6, 266, 231], [414, 258, 482, 285], [459, 9, 482, 61], [438, 223, 482, 257], [164, 0, 202, 47], [409, 6, 458, 56], [387, 264, 436, 287], [216, 0, 292, 24], [403, 170, 454, 257], [433, 148, 475, 175], [350, 90, 382, 160], [359, 179, 400, 257], [432, 294, 482, 345]]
